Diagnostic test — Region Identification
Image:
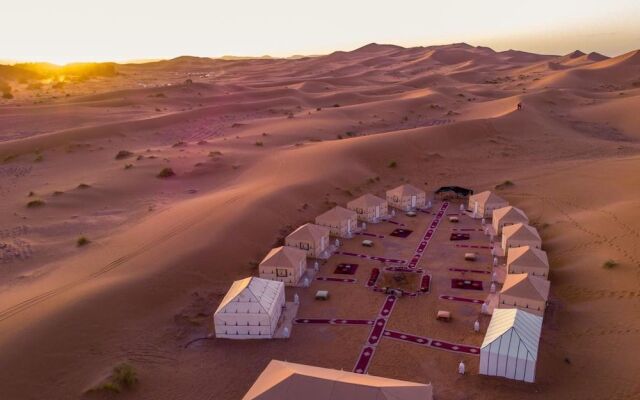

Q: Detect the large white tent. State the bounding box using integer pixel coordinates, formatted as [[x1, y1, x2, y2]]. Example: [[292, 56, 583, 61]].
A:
[[214, 277, 285, 339], [480, 308, 543, 383], [243, 360, 433, 400]]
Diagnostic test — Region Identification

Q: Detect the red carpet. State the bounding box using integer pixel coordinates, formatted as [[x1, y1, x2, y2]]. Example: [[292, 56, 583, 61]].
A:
[[367, 268, 380, 287], [439, 294, 484, 303], [451, 278, 484, 290], [390, 228, 413, 238], [334, 263, 359, 275], [449, 267, 491, 274], [316, 277, 357, 283]]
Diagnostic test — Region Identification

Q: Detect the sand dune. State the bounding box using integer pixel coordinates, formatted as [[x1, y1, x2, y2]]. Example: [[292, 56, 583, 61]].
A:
[[1, 42, 639, 399]]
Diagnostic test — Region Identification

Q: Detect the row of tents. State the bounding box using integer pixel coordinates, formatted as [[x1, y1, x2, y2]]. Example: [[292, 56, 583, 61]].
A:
[[468, 191, 550, 383], [214, 184, 430, 340]]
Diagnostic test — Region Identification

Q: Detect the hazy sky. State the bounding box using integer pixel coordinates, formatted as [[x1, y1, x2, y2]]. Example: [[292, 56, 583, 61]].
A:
[[3, 0, 640, 64]]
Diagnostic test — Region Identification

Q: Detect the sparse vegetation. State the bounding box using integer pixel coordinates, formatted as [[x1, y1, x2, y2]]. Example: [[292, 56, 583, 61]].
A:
[[495, 180, 514, 190], [157, 167, 175, 178], [77, 236, 90, 247], [26, 199, 45, 208], [333, 103, 340, 107], [345, 131, 356, 137], [603, 259, 618, 269], [77, 183, 91, 189], [124, 164, 133, 169], [336, 134, 343, 140], [89, 363, 138, 394], [388, 160, 398, 168], [255, 141, 264, 147], [115, 150, 134, 160], [172, 141, 187, 148], [53, 191, 64, 196], [34, 154, 43, 162], [208, 151, 223, 157]]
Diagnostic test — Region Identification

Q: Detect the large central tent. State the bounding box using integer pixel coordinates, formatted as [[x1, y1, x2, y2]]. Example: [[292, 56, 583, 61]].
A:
[[480, 308, 543, 383], [243, 360, 433, 400], [214, 277, 285, 339]]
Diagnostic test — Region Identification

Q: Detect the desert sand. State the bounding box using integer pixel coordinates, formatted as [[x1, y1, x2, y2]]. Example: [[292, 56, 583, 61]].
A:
[[1, 42, 639, 399]]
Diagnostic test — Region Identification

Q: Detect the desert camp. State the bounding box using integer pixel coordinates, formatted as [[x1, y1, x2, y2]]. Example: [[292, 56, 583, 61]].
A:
[[285, 223, 331, 258], [259, 246, 308, 286]]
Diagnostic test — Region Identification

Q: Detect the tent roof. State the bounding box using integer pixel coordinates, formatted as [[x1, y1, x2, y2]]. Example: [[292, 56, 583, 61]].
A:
[[260, 246, 306, 268], [287, 223, 330, 242], [481, 308, 543, 360], [215, 277, 284, 314], [243, 360, 433, 400], [386, 184, 425, 198], [493, 206, 528, 223], [500, 273, 550, 302], [469, 190, 507, 205], [348, 193, 387, 209], [507, 246, 549, 269], [316, 206, 357, 223], [503, 223, 541, 242], [434, 186, 473, 196]]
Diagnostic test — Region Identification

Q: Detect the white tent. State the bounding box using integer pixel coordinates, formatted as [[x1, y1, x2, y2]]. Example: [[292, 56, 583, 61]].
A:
[[480, 308, 543, 383], [214, 277, 285, 339], [243, 360, 433, 400]]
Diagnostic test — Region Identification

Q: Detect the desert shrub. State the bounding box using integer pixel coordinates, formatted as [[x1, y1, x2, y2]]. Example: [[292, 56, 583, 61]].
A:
[[53, 191, 64, 196], [172, 141, 187, 148], [77, 183, 91, 189], [345, 131, 356, 137], [90, 363, 138, 394], [495, 180, 514, 190], [262, 132, 269, 136], [124, 164, 133, 169], [77, 236, 90, 247], [333, 103, 340, 107], [115, 150, 133, 160], [26, 199, 45, 208], [388, 161, 398, 168], [208, 151, 222, 157], [34, 154, 43, 162], [336, 134, 343, 140], [157, 167, 175, 178], [255, 141, 264, 147], [2, 91, 13, 99], [603, 259, 618, 269], [316, 107, 322, 111]]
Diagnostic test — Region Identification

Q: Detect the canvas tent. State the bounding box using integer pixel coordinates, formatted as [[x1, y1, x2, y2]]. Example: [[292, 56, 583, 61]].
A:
[[315, 206, 358, 238], [259, 246, 307, 286], [243, 360, 433, 400], [498, 273, 550, 316], [507, 246, 550, 279], [285, 223, 330, 258], [492, 206, 529, 235], [480, 308, 543, 383], [386, 184, 427, 211], [501, 223, 541, 255], [214, 277, 285, 339], [347, 194, 389, 223], [468, 191, 508, 218]]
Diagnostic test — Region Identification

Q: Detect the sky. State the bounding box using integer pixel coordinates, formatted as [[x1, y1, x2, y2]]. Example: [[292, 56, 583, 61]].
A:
[[2, 0, 640, 64]]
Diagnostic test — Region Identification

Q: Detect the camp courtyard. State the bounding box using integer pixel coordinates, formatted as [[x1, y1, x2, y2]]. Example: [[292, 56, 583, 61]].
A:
[[209, 183, 552, 399]]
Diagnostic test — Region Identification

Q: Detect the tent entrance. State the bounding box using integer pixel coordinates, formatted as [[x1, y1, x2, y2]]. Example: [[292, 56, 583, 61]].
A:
[[411, 196, 417, 208]]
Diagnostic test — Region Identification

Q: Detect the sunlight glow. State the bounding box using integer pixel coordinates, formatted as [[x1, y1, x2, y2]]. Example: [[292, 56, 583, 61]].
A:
[[2, 0, 639, 63]]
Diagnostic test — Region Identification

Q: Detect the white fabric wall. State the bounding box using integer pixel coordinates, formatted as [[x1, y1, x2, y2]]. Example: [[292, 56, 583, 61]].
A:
[[480, 330, 536, 382]]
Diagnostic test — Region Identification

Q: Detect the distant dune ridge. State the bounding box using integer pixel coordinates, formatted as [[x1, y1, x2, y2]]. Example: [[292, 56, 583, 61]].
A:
[[0, 41, 640, 400]]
